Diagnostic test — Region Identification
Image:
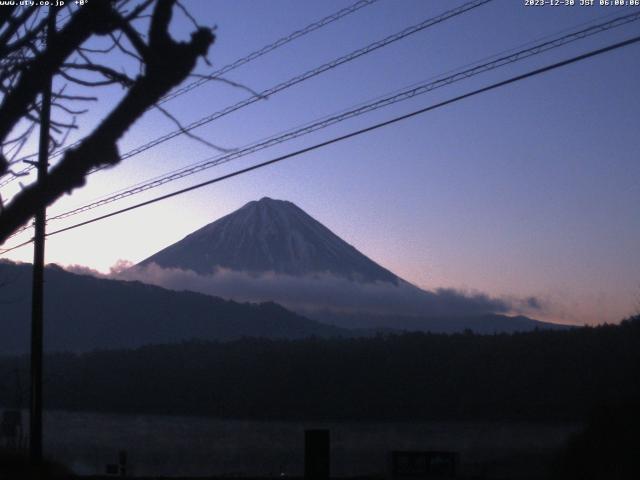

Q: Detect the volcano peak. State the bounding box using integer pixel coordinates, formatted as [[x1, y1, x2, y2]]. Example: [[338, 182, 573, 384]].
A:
[[139, 198, 398, 284]]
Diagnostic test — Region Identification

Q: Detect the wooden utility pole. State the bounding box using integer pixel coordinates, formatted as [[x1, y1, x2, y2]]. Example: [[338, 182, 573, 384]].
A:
[[30, 6, 55, 465]]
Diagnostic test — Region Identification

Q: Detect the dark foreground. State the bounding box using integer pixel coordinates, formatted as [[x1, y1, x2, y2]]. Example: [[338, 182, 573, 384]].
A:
[[3, 404, 640, 479], [2, 319, 639, 478], [2, 410, 581, 478]]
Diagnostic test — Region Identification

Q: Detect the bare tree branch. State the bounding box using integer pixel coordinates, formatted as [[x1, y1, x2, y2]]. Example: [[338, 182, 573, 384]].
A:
[[0, 1, 121, 154], [62, 62, 135, 87], [0, 0, 215, 243], [153, 103, 233, 153], [189, 73, 267, 99]]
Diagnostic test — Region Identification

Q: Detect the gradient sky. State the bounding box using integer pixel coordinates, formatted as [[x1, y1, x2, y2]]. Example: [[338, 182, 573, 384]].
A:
[[2, 0, 639, 325]]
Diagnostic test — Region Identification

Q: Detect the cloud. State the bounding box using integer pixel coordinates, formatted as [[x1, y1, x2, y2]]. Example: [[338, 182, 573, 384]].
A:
[[63, 264, 108, 278], [525, 296, 542, 310], [109, 259, 134, 275], [99, 262, 542, 319], [63, 260, 133, 278]]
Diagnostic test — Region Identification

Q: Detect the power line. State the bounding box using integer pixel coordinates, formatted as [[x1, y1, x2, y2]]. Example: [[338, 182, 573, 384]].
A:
[[0, 0, 379, 186], [159, 0, 381, 105], [0, 0, 492, 187], [68, 6, 640, 209], [106, 0, 493, 163], [33, 9, 640, 228], [2, 32, 635, 254], [0, 238, 33, 255]]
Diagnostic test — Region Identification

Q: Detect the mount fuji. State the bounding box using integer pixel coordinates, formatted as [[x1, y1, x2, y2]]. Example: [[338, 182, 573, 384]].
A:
[[139, 197, 397, 283], [133, 197, 563, 333]]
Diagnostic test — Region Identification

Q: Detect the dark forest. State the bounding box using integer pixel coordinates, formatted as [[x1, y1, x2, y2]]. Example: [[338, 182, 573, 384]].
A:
[[2, 316, 638, 422]]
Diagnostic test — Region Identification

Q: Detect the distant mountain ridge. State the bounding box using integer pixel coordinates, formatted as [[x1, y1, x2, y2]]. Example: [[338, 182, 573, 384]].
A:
[[0, 261, 347, 354], [139, 197, 398, 283], [310, 310, 569, 335]]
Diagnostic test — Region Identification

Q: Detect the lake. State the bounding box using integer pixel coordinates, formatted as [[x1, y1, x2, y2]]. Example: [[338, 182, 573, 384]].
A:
[[3, 408, 582, 478]]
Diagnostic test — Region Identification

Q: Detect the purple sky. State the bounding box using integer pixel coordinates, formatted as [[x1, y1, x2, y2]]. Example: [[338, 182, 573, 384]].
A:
[[2, 0, 640, 325]]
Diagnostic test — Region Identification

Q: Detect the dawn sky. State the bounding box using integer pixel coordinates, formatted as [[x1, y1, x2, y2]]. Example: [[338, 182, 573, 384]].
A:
[[2, 0, 639, 325]]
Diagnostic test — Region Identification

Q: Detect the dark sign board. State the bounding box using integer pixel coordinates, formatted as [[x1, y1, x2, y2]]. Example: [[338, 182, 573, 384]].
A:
[[390, 451, 458, 479]]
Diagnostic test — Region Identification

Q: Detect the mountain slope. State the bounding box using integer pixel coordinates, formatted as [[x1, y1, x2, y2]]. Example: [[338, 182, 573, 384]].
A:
[[0, 261, 347, 354], [133, 197, 569, 333], [139, 197, 398, 283]]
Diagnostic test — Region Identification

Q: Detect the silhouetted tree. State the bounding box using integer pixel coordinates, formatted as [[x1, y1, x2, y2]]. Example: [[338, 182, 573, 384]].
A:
[[0, 0, 215, 243], [1, 315, 638, 421], [552, 403, 640, 480]]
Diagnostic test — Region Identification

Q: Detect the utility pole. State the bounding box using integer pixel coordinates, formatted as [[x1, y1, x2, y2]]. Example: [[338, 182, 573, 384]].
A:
[[30, 6, 55, 465]]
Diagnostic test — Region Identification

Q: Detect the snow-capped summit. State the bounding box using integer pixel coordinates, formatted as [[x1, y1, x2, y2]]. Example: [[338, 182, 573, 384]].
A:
[[139, 197, 398, 283]]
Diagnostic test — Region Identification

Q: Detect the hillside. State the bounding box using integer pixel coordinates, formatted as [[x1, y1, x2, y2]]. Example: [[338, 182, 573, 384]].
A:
[[0, 260, 347, 354]]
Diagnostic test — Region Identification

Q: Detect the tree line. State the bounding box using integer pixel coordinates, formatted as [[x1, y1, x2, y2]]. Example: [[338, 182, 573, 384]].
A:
[[1, 316, 638, 421]]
